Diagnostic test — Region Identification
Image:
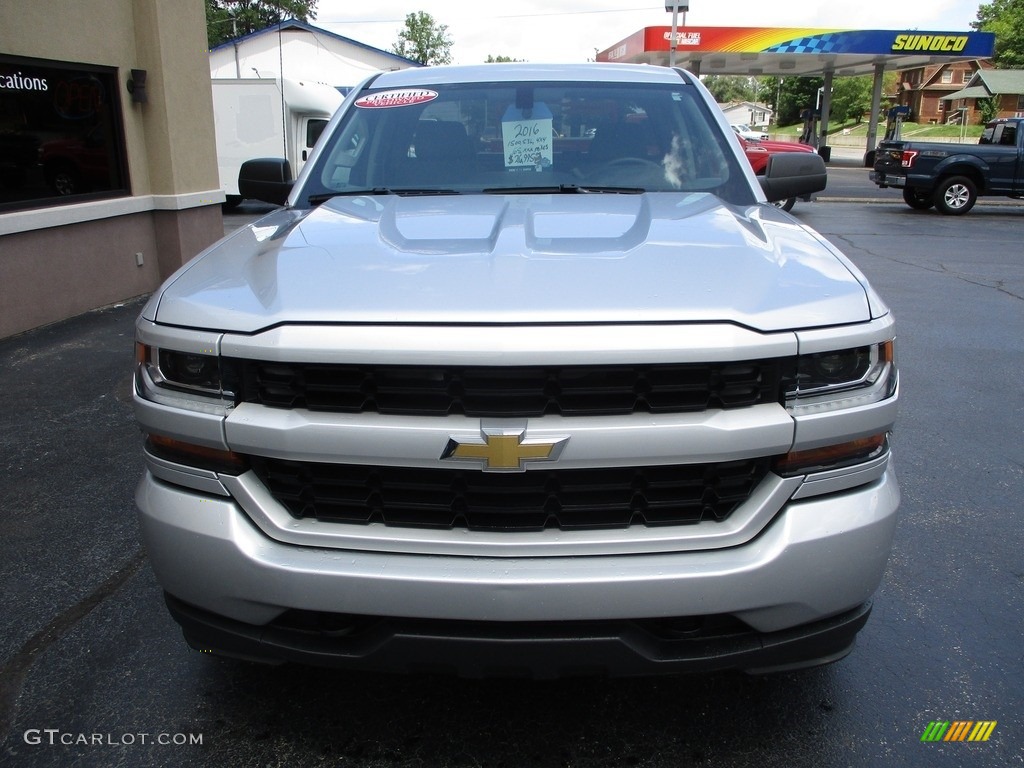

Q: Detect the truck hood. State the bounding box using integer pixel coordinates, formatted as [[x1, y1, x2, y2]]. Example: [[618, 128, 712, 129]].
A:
[[152, 193, 870, 334]]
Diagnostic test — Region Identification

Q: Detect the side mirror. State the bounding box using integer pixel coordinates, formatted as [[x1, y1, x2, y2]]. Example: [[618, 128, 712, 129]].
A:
[[759, 152, 827, 204], [238, 158, 293, 206]]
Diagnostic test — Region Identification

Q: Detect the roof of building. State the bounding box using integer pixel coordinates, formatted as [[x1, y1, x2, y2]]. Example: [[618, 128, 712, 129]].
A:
[[942, 68, 1024, 100], [210, 18, 421, 69], [718, 101, 774, 114]]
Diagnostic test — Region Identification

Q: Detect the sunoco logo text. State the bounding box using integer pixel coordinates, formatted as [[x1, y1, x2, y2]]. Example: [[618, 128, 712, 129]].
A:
[[892, 35, 969, 53]]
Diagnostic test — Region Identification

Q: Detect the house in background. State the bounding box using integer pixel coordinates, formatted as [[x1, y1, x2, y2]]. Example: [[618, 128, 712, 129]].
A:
[[209, 19, 421, 91], [893, 59, 994, 124], [941, 69, 1024, 124], [717, 101, 773, 129]]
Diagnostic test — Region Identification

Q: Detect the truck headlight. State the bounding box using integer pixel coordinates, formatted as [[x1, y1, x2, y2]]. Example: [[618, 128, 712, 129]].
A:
[[135, 343, 239, 411], [785, 340, 897, 415], [154, 349, 220, 392]]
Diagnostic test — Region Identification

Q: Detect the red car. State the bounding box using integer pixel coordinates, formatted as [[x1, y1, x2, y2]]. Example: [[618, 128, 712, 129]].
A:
[[738, 135, 818, 211], [39, 127, 114, 196]]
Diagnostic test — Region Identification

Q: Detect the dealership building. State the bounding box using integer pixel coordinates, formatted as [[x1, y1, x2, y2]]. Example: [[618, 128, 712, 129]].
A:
[[0, 0, 229, 339]]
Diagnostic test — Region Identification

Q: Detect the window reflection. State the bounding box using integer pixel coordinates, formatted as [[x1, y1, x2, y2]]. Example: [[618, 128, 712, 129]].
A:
[[1, 55, 128, 211]]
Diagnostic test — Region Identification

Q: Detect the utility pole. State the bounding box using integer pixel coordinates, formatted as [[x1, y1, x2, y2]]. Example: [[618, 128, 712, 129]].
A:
[[665, 3, 689, 68]]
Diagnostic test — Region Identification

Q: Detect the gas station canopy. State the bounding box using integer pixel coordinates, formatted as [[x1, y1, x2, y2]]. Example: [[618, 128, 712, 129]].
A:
[[596, 26, 996, 161], [596, 26, 996, 78]]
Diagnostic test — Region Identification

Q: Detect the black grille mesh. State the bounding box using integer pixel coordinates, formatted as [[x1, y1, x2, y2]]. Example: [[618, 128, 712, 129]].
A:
[[249, 457, 771, 531], [235, 360, 787, 416]]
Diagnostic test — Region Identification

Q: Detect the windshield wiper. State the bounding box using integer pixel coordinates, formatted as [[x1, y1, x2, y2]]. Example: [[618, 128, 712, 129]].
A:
[[308, 188, 460, 205], [482, 184, 645, 195], [309, 189, 390, 204]]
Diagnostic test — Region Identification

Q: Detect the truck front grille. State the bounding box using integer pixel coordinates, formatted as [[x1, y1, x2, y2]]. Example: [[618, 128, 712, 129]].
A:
[[235, 360, 788, 417], [248, 457, 771, 531]]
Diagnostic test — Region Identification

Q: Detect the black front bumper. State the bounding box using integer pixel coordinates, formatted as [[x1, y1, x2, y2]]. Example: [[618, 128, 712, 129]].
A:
[[165, 593, 872, 679]]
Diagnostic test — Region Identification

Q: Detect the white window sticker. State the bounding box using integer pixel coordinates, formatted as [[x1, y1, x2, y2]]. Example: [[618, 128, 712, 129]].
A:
[[355, 89, 438, 109], [502, 104, 553, 171]]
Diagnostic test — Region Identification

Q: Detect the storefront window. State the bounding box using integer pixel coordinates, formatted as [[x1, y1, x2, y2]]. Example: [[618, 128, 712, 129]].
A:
[[1, 55, 129, 211]]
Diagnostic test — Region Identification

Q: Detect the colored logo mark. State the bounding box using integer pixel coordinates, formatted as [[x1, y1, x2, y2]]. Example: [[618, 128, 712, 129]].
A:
[[921, 721, 997, 742]]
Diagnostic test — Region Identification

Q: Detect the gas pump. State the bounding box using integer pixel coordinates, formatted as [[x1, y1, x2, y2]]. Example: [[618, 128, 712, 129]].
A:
[[798, 108, 820, 148], [883, 106, 910, 141], [865, 105, 911, 166]]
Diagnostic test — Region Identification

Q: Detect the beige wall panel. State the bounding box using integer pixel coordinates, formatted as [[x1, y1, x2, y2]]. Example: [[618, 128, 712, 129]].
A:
[[0, 216, 159, 338], [0, 207, 223, 339]]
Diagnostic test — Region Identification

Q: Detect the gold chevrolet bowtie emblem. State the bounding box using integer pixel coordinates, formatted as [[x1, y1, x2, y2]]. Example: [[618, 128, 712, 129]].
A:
[[442, 427, 568, 472]]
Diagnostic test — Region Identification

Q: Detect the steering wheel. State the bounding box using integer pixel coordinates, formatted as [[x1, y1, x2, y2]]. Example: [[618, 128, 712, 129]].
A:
[[599, 157, 664, 173], [589, 156, 666, 187]]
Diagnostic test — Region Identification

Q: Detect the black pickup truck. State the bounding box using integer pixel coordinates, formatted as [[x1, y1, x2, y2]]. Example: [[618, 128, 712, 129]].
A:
[[869, 117, 1024, 215]]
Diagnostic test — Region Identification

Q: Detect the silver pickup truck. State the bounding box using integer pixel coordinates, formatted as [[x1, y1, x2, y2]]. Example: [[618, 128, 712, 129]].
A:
[[133, 62, 899, 677]]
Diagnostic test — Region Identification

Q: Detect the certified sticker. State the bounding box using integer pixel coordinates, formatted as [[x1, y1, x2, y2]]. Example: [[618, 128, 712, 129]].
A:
[[355, 89, 439, 109]]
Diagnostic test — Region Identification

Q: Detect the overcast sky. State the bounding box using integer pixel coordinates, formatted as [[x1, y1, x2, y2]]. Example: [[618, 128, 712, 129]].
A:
[[313, 0, 985, 66]]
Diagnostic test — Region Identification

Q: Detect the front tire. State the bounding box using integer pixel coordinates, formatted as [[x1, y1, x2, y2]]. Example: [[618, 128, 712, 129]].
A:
[[771, 197, 796, 212], [933, 176, 977, 215], [902, 188, 933, 210], [45, 162, 81, 196]]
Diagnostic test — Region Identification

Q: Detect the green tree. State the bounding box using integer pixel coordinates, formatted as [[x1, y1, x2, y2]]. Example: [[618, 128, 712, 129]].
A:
[[485, 55, 523, 63], [829, 76, 874, 124], [756, 76, 784, 121], [701, 75, 756, 104], [206, 0, 318, 49], [392, 12, 453, 65], [776, 76, 823, 127], [971, 0, 1024, 67], [977, 96, 1001, 123]]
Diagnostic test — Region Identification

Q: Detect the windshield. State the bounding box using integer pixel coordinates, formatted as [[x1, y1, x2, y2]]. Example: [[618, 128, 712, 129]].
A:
[[299, 78, 753, 206]]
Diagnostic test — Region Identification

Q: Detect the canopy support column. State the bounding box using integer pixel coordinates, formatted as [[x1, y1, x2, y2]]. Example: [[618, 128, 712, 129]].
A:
[[865, 62, 886, 166]]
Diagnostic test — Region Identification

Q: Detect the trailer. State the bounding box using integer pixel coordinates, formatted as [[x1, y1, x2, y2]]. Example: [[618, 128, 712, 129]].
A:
[[211, 77, 342, 207]]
